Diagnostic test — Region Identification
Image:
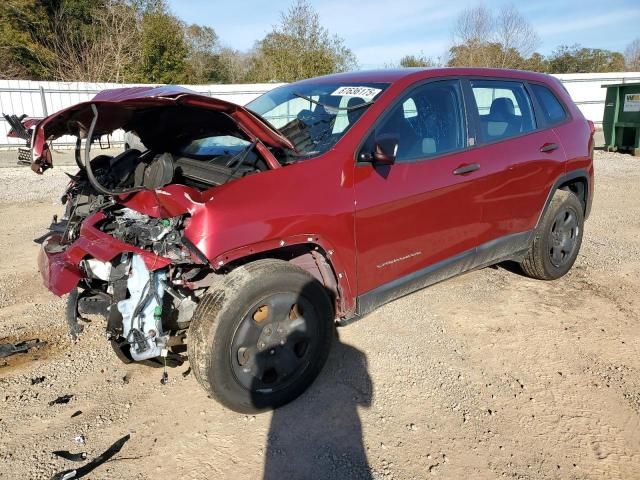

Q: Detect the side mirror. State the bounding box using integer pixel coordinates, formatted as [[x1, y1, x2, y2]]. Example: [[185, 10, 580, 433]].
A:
[[372, 134, 398, 165]]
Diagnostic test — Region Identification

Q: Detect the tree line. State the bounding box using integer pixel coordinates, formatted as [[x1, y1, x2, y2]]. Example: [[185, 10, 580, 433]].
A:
[[402, 5, 640, 74], [1, 1, 638, 84], [0, 0, 356, 83]]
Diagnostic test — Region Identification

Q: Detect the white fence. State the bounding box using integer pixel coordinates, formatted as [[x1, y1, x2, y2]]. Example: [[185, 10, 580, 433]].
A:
[[0, 72, 639, 148], [0, 81, 284, 148], [554, 72, 640, 126]]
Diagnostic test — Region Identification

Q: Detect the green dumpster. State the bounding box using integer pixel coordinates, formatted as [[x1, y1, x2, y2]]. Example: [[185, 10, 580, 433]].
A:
[[602, 83, 640, 156]]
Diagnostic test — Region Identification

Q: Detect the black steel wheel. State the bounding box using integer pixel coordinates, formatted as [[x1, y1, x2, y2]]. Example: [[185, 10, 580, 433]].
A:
[[188, 259, 334, 413], [521, 189, 584, 280], [549, 207, 580, 268], [230, 292, 321, 393]]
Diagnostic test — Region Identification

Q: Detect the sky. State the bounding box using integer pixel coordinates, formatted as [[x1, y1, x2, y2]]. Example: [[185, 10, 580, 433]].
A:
[[167, 0, 640, 68]]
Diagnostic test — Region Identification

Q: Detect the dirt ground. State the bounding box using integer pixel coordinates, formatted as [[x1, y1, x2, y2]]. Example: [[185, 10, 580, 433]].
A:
[[0, 150, 639, 480]]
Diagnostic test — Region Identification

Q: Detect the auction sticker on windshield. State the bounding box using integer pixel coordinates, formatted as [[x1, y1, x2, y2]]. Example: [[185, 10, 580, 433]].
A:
[[331, 86, 382, 100]]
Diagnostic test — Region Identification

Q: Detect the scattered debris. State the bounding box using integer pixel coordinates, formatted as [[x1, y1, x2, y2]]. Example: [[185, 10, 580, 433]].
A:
[[49, 395, 74, 406], [31, 376, 46, 385], [0, 339, 47, 358], [71, 411, 82, 418], [53, 451, 87, 462], [182, 367, 192, 378], [73, 435, 86, 446], [50, 434, 131, 480]]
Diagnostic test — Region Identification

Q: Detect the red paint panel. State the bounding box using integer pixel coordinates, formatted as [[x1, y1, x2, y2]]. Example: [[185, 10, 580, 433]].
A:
[[472, 129, 566, 243], [353, 149, 484, 295]]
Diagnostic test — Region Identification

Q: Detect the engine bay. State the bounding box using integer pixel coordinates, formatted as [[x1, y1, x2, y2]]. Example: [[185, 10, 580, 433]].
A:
[[49, 141, 265, 370], [26, 89, 298, 374]]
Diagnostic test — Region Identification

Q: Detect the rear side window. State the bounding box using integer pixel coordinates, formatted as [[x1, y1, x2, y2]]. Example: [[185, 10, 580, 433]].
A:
[[530, 84, 567, 125], [470, 80, 536, 142]]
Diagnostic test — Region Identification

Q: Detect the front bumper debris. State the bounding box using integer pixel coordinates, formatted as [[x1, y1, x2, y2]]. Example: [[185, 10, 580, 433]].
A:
[[38, 211, 171, 296]]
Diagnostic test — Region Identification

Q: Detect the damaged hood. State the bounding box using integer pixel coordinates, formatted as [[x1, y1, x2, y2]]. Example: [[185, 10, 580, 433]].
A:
[[30, 85, 294, 171]]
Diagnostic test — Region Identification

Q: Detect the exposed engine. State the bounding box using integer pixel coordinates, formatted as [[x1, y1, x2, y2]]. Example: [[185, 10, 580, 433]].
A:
[[117, 254, 168, 361], [102, 208, 188, 261], [21, 87, 297, 388], [58, 151, 220, 370]]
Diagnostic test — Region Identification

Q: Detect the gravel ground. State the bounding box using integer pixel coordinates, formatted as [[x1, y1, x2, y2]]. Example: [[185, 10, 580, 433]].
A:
[[0, 150, 639, 479]]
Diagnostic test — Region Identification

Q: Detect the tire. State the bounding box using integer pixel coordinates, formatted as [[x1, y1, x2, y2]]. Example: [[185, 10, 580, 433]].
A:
[[187, 259, 334, 413], [520, 189, 584, 280]]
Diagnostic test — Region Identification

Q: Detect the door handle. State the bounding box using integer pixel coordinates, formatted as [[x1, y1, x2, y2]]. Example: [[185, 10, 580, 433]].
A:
[[540, 143, 559, 153], [453, 163, 480, 175]]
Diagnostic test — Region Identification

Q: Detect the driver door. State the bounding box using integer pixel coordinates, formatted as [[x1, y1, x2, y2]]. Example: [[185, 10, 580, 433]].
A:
[[354, 79, 485, 301]]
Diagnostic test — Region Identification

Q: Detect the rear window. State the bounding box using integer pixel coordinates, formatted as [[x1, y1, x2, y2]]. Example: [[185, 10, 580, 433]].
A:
[[470, 80, 536, 142], [530, 84, 567, 125]]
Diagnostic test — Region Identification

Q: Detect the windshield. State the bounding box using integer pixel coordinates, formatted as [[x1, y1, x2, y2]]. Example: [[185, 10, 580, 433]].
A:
[[247, 82, 389, 158], [178, 135, 249, 159]]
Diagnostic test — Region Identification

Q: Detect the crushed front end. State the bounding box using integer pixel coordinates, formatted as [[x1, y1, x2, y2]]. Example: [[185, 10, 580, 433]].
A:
[[49, 205, 206, 366], [28, 86, 293, 369]]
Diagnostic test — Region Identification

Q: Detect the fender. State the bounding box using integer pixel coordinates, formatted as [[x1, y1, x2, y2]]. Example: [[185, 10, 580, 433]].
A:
[[536, 168, 592, 228], [211, 235, 356, 318]]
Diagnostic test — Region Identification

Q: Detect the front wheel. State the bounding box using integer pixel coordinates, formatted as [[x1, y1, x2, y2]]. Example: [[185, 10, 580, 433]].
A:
[[520, 189, 584, 280], [187, 259, 334, 413]]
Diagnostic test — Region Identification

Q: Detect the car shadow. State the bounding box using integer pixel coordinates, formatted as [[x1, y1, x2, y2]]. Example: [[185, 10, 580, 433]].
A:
[[497, 260, 528, 277], [259, 332, 374, 480]]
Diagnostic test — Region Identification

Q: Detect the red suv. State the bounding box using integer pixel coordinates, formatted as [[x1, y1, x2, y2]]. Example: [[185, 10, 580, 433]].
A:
[[26, 68, 594, 412]]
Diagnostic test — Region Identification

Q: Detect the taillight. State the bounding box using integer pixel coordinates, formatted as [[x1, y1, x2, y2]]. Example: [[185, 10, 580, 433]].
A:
[[587, 120, 596, 136]]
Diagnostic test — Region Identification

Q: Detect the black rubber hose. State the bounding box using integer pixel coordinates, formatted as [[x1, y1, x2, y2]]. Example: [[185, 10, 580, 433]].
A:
[[74, 137, 85, 170], [84, 104, 145, 196]]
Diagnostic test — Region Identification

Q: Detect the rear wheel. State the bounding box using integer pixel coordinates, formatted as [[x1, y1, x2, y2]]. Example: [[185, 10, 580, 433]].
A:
[[187, 259, 334, 413], [520, 189, 584, 280]]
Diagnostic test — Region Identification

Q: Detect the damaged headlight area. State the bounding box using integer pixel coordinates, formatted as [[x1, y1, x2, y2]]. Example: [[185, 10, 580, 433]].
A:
[[98, 208, 191, 262]]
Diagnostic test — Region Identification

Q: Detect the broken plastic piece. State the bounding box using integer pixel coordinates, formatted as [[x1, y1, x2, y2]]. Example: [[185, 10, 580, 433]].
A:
[[50, 434, 130, 480], [49, 395, 74, 406], [53, 451, 87, 462], [65, 289, 84, 341], [71, 411, 82, 418], [0, 339, 47, 358]]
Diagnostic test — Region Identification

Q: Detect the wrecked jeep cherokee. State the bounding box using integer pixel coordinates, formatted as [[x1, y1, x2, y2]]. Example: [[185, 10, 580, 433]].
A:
[[24, 69, 594, 413]]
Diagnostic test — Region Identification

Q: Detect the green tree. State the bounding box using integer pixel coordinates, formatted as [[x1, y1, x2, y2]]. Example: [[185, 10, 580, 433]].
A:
[[547, 44, 626, 73], [210, 47, 251, 84], [48, 0, 140, 82], [135, 5, 188, 83], [0, 0, 55, 79], [246, 0, 357, 82], [399, 54, 436, 68], [448, 42, 526, 69], [184, 24, 219, 83], [523, 52, 548, 73]]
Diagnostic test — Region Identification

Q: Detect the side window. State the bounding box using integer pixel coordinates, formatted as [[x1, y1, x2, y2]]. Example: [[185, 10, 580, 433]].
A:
[[470, 80, 536, 142], [369, 80, 466, 162], [530, 84, 567, 125]]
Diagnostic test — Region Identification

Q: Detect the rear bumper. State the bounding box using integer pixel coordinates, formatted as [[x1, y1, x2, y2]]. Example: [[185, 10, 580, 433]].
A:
[[38, 212, 171, 296]]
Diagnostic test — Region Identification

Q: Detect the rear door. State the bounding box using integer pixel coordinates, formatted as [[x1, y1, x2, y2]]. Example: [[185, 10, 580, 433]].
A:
[[465, 79, 567, 245], [353, 79, 485, 296]]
